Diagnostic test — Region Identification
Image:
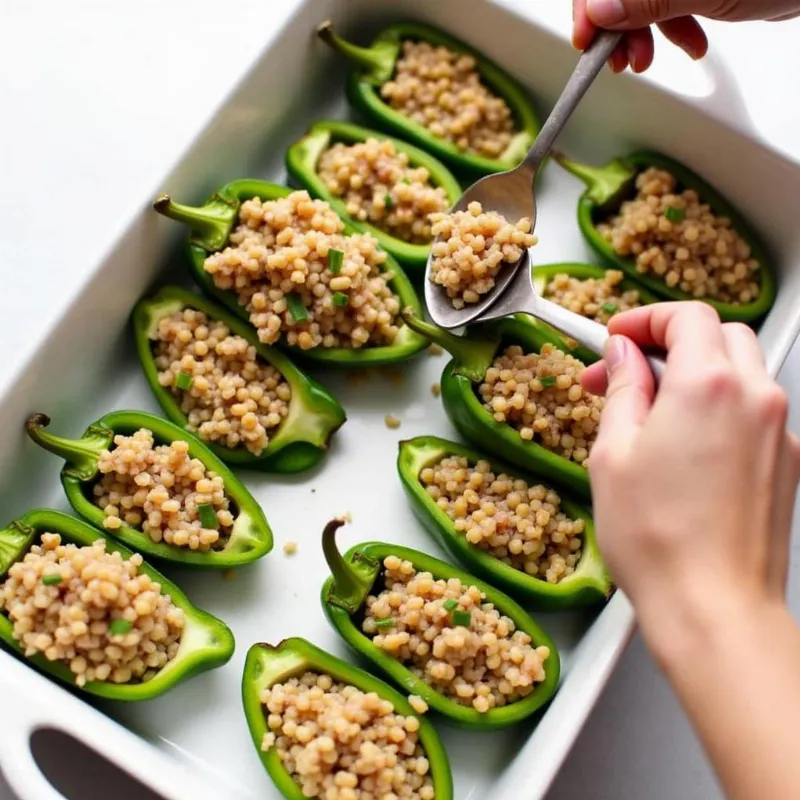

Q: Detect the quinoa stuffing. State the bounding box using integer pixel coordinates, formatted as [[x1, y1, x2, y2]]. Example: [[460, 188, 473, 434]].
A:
[[478, 344, 604, 465], [421, 456, 584, 582], [92, 429, 234, 551], [363, 556, 550, 712], [597, 167, 761, 304], [318, 137, 450, 244], [429, 201, 537, 308], [203, 191, 401, 350], [545, 269, 642, 325], [153, 307, 291, 456], [0, 533, 184, 687], [381, 40, 517, 159], [260, 671, 434, 800]]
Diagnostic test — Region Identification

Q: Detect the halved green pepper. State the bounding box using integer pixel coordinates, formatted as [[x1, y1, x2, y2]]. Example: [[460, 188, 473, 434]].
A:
[[317, 20, 540, 177], [320, 518, 560, 730], [402, 310, 595, 500], [552, 150, 777, 324], [25, 411, 272, 568], [0, 509, 234, 700], [132, 285, 346, 473], [242, 637, 454, 799], [286, 119, 463, 274], [398, 436, 610, 610], [153, 180, 429, 367], [519, 262, 660, 364]]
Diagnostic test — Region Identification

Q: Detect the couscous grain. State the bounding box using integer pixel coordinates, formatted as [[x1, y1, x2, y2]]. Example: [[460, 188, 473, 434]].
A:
[[318, 138, 450, 244], [381, 40, 517, 159], [0, 533, 184, 686], [421, 456, 584, 582], [260, 671, 434, 799], [429, 202, 536, 308], [545, 270, 642, 324], [478, 344, 604, 465], [598, 167, 761, 304], [153, 308, 291, 456], [363, 556, 550, 712], [92, 429, 234, 551], [203, 191, 401, 350]]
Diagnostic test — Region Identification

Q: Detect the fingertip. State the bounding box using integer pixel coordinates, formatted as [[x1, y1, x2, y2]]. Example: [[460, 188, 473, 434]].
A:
[[627, 28, 654, 73], [581, 361, 609, 396]]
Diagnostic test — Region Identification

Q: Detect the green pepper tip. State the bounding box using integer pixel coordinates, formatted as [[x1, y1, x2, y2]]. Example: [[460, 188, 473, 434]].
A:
[[317, 20, 396, 83], [322, 517, 381, 614], [152, 191, 238, 252], [552, 150, 636, 211]]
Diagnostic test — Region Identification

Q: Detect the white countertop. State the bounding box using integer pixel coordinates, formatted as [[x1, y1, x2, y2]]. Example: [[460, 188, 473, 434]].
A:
[[2, 2, 800, 798]]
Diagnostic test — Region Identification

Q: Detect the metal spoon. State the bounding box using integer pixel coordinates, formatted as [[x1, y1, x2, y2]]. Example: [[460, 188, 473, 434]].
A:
[[425, 30, 666, 382]]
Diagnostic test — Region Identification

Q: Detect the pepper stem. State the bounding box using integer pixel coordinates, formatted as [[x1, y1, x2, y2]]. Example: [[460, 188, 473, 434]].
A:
[[317, 21, 397, 84], [0, 520, 36, 578], [401, 308, 499, 383], [550, 150, 636, 211], [322, 518, 380, 614], [26, 413, 112, 482], [153, 192, 238, 252]]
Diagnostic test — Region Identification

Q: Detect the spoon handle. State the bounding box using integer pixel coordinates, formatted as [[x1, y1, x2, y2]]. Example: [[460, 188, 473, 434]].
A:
[[523, 30, 623, 172]]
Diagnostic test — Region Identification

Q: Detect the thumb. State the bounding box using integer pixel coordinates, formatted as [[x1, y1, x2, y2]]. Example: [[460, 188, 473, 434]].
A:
[[585, 0, 713, 27]]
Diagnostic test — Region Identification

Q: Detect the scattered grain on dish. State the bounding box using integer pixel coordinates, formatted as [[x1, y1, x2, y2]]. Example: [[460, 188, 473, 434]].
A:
[[431, 383, 441, 398], [385, 414, 402, 430], [153, 307, 291, 456], [409, 695, 429, 715], [260, 671, 434, 800], [283, 542, 298, 556], [429, 201, 537, 308], [422, 456, 584, 582], [222, 569, 237, 582], [428, 343, 444, 357], [545, 270, 642, 324], [318, 137, 449, 244], [0, 533, 184, 686], [363, 556, 550, 712], [381, 40, 517, 159], [93, 429, 234, 551], [203, 191, 401, 350], [598, 167, 760, 304], [478, 344, 604, 465]]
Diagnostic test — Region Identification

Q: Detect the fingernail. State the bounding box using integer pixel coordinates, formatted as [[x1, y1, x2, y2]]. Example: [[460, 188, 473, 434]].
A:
[[605, 335, 628, 374], [586, 0, 628, 26]]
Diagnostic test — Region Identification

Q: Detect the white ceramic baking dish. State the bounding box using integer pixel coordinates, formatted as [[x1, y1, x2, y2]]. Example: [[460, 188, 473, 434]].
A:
[[3, 1, 800, 798]]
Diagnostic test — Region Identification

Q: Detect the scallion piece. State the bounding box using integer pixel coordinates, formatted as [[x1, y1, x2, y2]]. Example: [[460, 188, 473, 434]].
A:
[[443, 598, 458, 612], [384, 193, 394, 209], [452, 610, 472, 627], [109, 619, 133, 636], [374, 617, 395, 629], [286, 293, 309, 323], [42, 574, 63, 586], [198, 503, 219, 530], [328, 248, 344, 275], [540, 375, 556, 388], [401, 177, 411, 185], [665, 206, 685, 223], [175, 371, 194, 391], [601, 303, 618, 315], [332, 292, 349, 308]]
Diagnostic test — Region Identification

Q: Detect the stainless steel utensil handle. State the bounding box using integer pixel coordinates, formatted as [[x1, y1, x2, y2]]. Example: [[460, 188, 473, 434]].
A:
[[523, 30, 623, 172], [536, 296, 666, 384]]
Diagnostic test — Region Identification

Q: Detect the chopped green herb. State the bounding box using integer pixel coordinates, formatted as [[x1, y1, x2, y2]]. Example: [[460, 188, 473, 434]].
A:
[[328, 248, 344, 275], [540, 375, 557, 388], [286, 293, 309, 323], [374, 617, 395, 629], [42, 574, 63, 586], [443, 598, 458, 612], [601, 303, 618, 315], [401, 177, 411, 185], [175, 371, 194, 391], [109, 619, 133, 636], [665, 206, 685, 223], [452, 610, 472, 627], [198, 503, 219, 530], [332, 292, 349, 308], [384, 193, 394, 209]]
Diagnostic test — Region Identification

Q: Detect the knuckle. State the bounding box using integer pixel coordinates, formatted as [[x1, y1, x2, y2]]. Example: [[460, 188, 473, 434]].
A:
[[587, 441, 626, 477], [724, 321, 756, 341], [676, 364, 739, 403], [756, 384, 789, 424]]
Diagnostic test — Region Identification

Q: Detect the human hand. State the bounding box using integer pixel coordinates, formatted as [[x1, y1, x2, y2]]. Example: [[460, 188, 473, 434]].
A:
[[581, 302, 800, 660], [573, 0, 800, 73]]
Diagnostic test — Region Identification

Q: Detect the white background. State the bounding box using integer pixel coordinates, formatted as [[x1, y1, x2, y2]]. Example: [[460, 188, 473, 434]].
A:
[[2, 1, 800, 798]]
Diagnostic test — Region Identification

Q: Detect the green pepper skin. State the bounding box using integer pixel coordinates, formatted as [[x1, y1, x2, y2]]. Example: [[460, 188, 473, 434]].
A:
[[320, 519, 560, 730], [397, 436, 610, 610], [26, 411, 272, 568], [0, 509, 234, 700], [242, 637, 454, 799], [132, 286, 346, 474], [519, 262, 660, 364], [554, 150, 777, 324], [318, 21, 540, 178], [286, 120, 462, 274], [153, 180, 429, 367]]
